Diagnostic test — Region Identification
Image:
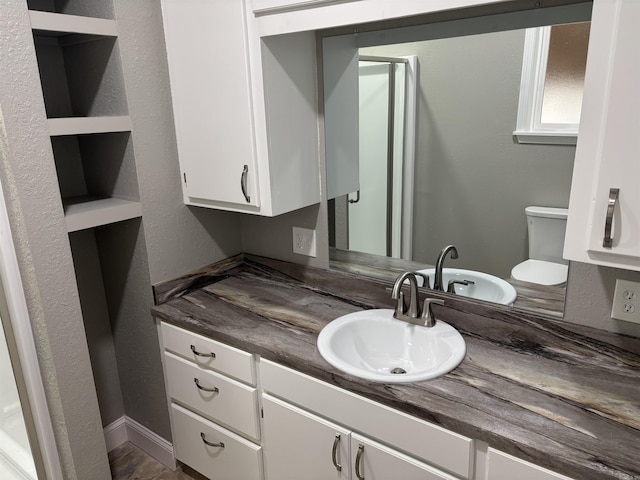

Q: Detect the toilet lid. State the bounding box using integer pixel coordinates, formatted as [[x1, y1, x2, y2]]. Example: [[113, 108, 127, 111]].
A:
[[511, 259, 568, 286]]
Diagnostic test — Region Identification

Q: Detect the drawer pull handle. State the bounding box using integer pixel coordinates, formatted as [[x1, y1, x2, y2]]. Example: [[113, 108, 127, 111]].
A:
[[194, 378, 219, 393], [190, 345, 215, 358], [355, 444, 365, 480], [201, 432, 225, 448], [603, 187, 620, 248], [331, 434, 342, 471]]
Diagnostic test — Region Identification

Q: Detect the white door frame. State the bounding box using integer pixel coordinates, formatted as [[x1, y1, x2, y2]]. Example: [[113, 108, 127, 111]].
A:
[[0, 178, 63, 480]]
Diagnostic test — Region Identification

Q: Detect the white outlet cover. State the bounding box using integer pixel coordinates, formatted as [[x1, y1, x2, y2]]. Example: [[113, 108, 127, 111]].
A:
[[611, 279, 640, 324], [292, 226, 316, 257]]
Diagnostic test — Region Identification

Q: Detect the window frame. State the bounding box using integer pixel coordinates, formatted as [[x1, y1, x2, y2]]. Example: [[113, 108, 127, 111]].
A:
[[513, 26, 582, 145]]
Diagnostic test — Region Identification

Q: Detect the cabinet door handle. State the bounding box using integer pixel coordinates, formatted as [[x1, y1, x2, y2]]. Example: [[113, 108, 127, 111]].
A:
[[194, 378, 219, 393], [200, 432, 224, 448], [355, 443, 365, 480], [331, 434, 342, 472], [241, 165, 251, 203], [190, 345, 215, 358], [603, 187, 620, 248]]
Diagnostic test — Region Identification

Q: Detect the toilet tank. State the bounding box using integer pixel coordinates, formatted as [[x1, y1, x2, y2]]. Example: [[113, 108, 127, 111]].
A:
[[526, 206, 569, 264]]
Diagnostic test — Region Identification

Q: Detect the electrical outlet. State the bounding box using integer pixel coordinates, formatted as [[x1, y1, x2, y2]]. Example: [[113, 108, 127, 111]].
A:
[[611, 279, 640, 324], [292, 227, 316, 257]]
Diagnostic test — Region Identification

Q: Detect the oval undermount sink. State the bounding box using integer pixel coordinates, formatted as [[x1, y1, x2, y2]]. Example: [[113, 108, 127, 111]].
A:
[[415, 268, 517, 305], [317, 309, 466, 383]]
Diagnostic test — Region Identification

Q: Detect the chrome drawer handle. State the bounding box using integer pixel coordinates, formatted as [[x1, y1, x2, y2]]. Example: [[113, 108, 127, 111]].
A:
[[194, 378, 219, 393], [355, 444, 365, 480], [190, 344, 215, 358], [331, 434, 342, 472], [241, 165, 251, 203], [201, 432, 224, 448], [603, 187, 619, 248]]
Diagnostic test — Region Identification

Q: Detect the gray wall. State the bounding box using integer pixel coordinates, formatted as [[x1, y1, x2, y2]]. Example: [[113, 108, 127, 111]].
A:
[[111, 0, 243, 440], [360, 30, 576, 278], [0, 2, 111, 478], [1, 1, 245, 477]]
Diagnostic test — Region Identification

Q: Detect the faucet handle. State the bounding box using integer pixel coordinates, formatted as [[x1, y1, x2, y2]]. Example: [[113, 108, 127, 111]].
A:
[[447, 279, 475, 294], [421, 298, 445, 327], [394, 290, 406, 317], [414, 272, 431, 289]]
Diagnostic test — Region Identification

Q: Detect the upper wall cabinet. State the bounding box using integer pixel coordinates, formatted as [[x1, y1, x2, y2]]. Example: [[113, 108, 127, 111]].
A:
[[564, 0, 640, 271], [251, 0, 509, 36], [252, 0, 359, 15], [161, 0, 319, 216]]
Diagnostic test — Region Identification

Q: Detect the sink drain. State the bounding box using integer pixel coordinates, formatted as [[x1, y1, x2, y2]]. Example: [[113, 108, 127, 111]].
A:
[[390, 367, 407, 375]]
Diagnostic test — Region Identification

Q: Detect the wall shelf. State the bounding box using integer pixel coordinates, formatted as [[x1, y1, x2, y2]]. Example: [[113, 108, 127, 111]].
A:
[[29, 11, 117, 38], [48, 116, 132, 136], [63, 197, 142, 233]]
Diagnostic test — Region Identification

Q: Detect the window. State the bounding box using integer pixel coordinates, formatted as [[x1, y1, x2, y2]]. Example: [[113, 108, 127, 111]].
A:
[[514, 22, 590, 145]]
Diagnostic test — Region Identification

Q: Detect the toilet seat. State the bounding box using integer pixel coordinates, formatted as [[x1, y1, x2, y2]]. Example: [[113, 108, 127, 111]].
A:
[[510, 259, 568, 286]]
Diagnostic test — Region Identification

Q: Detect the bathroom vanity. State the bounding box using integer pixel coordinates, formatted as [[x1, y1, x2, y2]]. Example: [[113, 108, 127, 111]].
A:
[[152, 255, 640, 480]]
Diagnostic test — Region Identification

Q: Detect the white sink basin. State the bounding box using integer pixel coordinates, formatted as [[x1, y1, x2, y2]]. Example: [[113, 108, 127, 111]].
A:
[[415, 268, 517, 305], [317, 309, 466, 383]]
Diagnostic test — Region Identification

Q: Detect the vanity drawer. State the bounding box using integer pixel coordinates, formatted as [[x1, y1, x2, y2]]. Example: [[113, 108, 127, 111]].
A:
[[164, 352, 260, 440], [161, 322, 255, 385], [486, 448, 576, 480], [171, 403, 263, 480]]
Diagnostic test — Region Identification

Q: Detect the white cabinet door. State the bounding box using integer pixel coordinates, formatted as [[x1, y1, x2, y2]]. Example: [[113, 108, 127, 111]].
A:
[[162, 0, 320, 216], [564, 0, 640, 271], [262, 394, 350, 480], [350, 433, 459, 480], [161, 0, 259, 208]]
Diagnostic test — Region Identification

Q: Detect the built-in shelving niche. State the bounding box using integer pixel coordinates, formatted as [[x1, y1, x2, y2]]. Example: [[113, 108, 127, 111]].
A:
[[30, 3, 154, 429], [32, 11, 142, 233]]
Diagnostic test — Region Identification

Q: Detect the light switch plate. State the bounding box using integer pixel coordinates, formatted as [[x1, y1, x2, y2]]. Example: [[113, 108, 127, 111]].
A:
[[292, 227, 316, 257], [611, 279, 640, 324]]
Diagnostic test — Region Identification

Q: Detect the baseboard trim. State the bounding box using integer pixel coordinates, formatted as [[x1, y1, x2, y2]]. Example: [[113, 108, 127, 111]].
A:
[[104, 416, 176, 469]]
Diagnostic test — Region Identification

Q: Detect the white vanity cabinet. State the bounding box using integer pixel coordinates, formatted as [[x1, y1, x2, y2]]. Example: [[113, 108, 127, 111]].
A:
[[260, 359, 473, 479], [161, 0, 319, 216], [564, 0, 640, 271], [158, 322, 264, 479]]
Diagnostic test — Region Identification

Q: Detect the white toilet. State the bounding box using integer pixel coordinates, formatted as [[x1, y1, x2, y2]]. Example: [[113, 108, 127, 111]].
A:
[[511, 206, 569, 286]]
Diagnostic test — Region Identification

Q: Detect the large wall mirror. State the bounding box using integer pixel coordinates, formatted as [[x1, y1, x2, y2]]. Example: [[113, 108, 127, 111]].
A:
[[323, 3, 593, 317]]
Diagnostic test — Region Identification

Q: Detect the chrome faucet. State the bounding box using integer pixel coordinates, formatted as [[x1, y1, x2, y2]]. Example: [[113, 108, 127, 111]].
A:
[[391, 272, 445, 327], [434, 245, 458, 291]]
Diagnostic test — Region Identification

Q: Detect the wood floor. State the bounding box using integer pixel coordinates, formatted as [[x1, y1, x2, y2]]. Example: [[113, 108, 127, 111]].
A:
[[109, 442, 207, 480]]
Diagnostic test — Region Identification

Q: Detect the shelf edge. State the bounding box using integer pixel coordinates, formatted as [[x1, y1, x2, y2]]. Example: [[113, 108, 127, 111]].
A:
[[29, 10, 118, 37]]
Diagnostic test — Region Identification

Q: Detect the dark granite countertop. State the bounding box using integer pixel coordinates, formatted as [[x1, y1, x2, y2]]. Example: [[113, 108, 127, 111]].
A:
[[152, 255, 640, 480]]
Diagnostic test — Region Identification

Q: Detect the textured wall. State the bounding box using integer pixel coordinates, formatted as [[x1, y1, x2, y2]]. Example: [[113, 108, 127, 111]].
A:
[[565, 262, 640, 337], [0, 1, 111, 478], [111, 0, 244, 441], [112, 0, 243, 286]]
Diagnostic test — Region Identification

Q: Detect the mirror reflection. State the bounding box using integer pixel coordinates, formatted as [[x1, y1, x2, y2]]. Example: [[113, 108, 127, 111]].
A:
[[324, 5, 592, 316]]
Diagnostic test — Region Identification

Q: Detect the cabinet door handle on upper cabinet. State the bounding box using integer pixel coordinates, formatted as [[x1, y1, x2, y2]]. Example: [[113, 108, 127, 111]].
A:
[[241, 165, 251, 203], [603, 187, 620, 248]]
